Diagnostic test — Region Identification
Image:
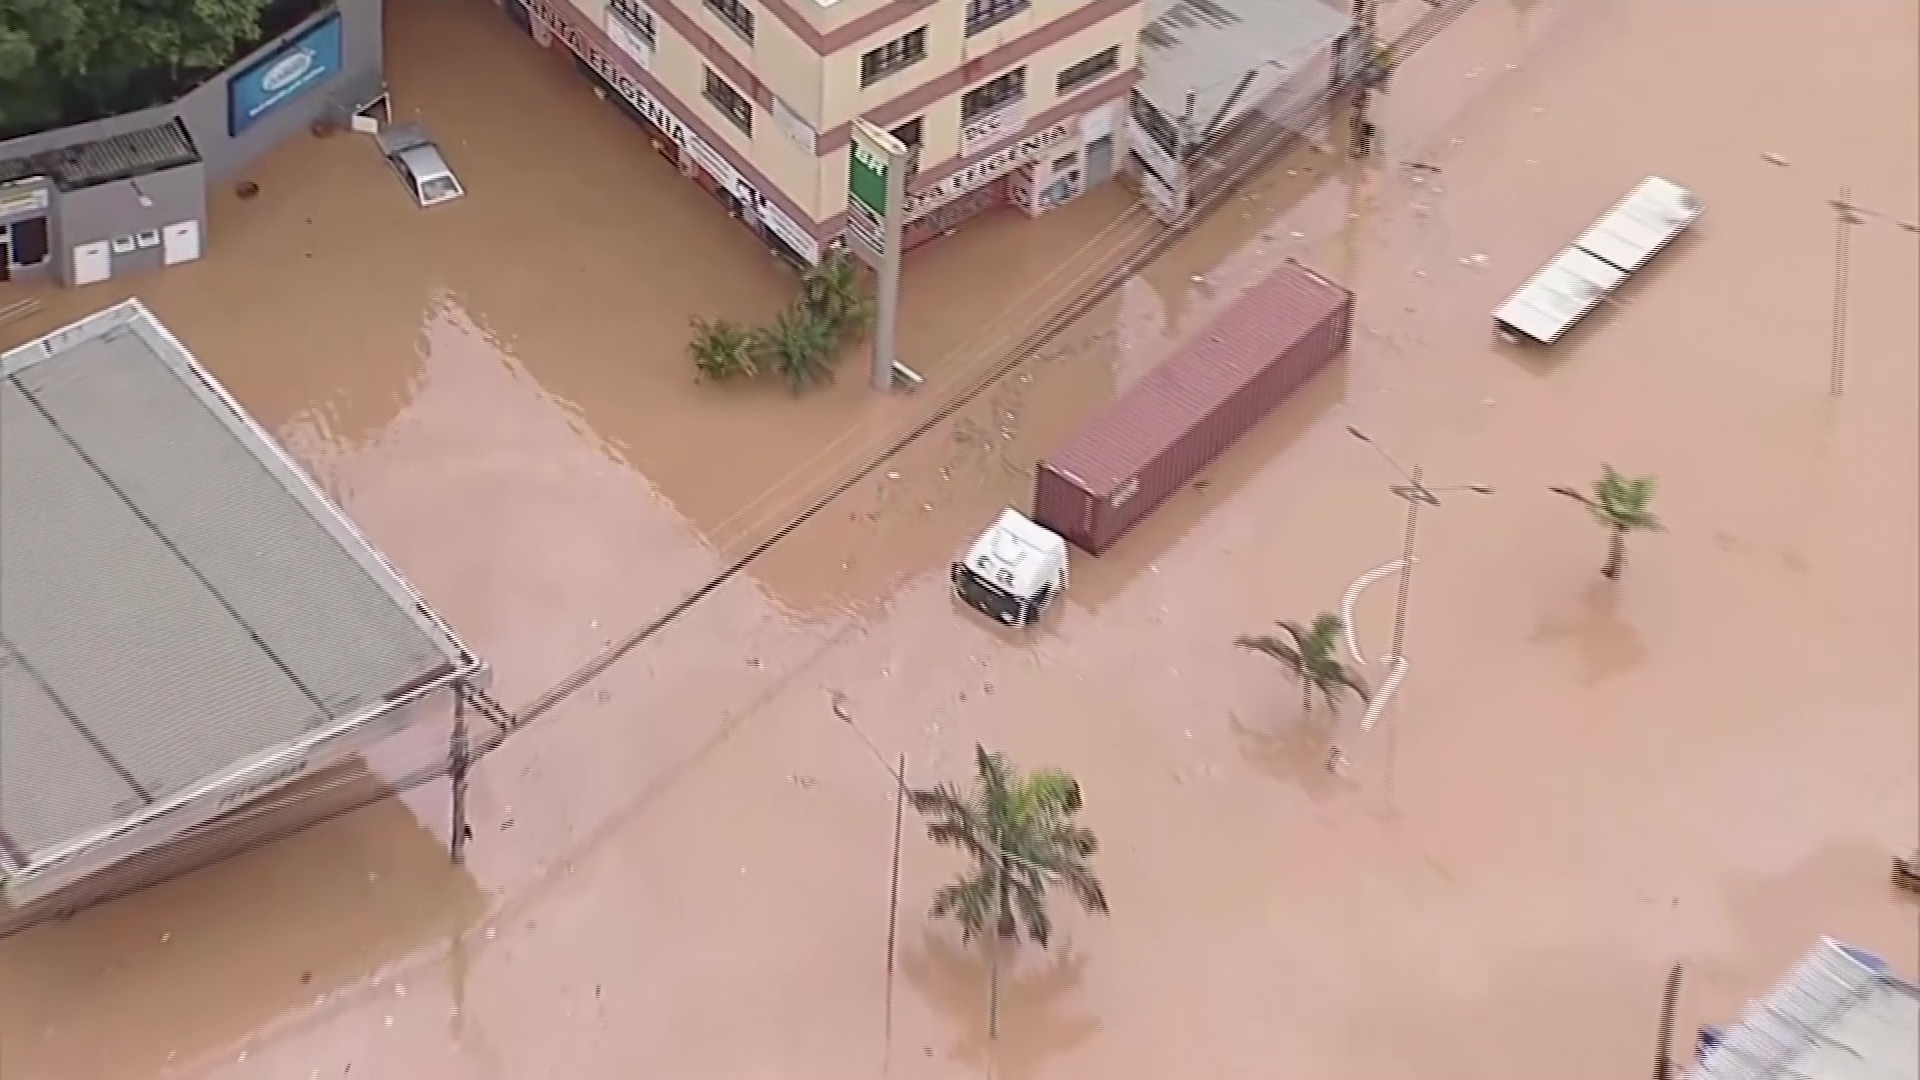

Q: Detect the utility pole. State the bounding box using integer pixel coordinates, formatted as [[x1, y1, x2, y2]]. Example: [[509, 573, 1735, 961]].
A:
[[449, 685, 472, 864], [1347, 427, 1493, 666], [1347, 0, 1381, 155]]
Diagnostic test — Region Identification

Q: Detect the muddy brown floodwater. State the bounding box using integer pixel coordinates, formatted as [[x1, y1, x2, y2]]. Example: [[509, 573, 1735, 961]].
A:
[[3, 0, 1917, 1076]]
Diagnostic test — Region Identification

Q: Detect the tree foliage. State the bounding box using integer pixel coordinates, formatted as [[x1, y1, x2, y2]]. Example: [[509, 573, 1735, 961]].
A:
[[910, 745, 1108, 948], [1551, 465, 1661, 580], [687, 317, 758, 382], [0, 0, 279, 137], [683, 249, 873, 395], [1236, 613, 1369, 715]]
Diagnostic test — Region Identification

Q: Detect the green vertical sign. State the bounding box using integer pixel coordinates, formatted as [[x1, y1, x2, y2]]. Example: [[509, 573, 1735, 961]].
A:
[[849, 138, 889, 217]]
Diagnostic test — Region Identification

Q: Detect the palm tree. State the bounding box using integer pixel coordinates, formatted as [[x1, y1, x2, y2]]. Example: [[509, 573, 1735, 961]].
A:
[[1236, 613, 1370, 715], [751, 305, 838, 393], [799, 250, 873, 344], [1552, 465, 1661, 580], [687, 317, 758, 382], [910, 745, 1109, 948]]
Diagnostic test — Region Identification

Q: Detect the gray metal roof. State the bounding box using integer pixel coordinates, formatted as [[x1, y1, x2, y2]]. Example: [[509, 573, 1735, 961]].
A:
[[0, 118, 200, 193], [1693, 939, 1920, 1080], [1136, 0, 1345, 143], [0, 301, 468, 869]]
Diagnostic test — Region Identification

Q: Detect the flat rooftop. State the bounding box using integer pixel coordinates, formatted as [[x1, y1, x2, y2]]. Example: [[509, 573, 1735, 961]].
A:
[[1138, 0, 1346, 142], [0, 301, 476, 891], [1694, 939, 1919, 1080]]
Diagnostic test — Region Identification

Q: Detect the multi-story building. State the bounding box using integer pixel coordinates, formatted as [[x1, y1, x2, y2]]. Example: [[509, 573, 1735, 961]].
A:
[[506, 0, 1144, 264]]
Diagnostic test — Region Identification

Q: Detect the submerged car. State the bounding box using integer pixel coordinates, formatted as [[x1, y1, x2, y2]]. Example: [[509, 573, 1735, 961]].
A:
[[377, 122, 465, 208]]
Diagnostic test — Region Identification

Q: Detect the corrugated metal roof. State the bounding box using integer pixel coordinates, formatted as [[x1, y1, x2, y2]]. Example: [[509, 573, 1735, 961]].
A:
[[1045, 260, 1348, 497], [0, 118, 200, 194], [48, 118, 200, 190], [0, 301, 464, 869], [1136, 0, 1344, 141], [1494, 245, 1626, 344], [1575, 175, 1701, 275], [1693, 939, 1920, 1080]]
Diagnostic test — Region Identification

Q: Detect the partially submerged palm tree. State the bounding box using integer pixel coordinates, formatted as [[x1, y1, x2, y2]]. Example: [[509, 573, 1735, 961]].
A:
[[1236, 613, 1370, 715], [910, 745, 1108, 948], [1552, 465, 1662, 580], [752, 305, 838, 393], [799, 250, 873, 344], [687, 317, 758, 382]]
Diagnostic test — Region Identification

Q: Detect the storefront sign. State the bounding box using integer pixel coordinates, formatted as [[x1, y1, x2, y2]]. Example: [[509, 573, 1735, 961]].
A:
[[849, 138, 890, 218], [228, 13, 343, 136], [524, 0, 821, 264], [845, 120, 906, 262], [0, 185, 50, 217], [906, 120, 1070, 220], [960, 99, 1026, 158]]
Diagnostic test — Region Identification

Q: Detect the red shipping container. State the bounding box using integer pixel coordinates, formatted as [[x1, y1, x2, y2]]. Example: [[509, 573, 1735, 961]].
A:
[[1033, 259, 1354, 555]]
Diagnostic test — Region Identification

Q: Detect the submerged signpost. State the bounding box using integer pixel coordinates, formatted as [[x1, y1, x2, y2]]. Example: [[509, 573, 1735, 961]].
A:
[[846, 119, 913, 392]]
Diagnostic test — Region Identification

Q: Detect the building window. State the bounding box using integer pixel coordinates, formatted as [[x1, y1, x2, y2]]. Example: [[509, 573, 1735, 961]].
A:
[[860, 27, 928, 87], [705, 67, 753, 135], [704, 0, 754, 42], [609, 0, 657, 45], [890, 116, 924, 175], [1056, 45, 1119, 96], [961, 67, 1025, 123], [965, 0, 1029, 36]]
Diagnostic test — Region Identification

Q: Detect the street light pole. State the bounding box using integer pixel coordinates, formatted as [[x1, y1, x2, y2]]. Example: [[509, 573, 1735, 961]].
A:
[[1348, 427, 1492, 667]]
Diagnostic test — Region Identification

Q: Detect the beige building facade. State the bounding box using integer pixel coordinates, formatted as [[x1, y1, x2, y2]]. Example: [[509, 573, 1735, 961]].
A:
[[506, 0, 1143, 263]]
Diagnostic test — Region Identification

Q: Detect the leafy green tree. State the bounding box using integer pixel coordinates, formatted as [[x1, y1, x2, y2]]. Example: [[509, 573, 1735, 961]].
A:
[[1236, 613, 1369, 715], [798, 249, 872, 344], [0, 0, 276, 137], [1552, 465, 1661, 580], [910, 745, 1108, 947], [751, 305, 838, 393], [687, 317, 758, 382]]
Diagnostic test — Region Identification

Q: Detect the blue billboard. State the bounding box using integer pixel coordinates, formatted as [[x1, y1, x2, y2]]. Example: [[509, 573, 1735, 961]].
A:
[[228, 13, 344, 136]]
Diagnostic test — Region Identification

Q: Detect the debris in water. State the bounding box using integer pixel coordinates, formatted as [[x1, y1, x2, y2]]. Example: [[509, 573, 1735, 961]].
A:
[[1762, 152, 1790, 166], [1290, 230, 1306, 240], [161, 932, 171, 943], [1532, 106, 1546, 114], [788, 773, 816, 789], [1403, 161, 1441, 173], [1483, 397, 1497, 406], [1190, 274, 1205, 283], [1459, 253, 1489, 268], [384, 1016, 394, 1028], [886, 470, 900, 480]]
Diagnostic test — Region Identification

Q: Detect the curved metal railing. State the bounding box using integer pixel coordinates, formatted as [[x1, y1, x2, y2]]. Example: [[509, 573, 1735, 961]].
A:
[[1341, 558, 1413, 732]]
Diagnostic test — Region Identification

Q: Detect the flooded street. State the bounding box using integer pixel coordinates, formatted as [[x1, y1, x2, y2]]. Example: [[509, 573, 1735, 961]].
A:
[[3, 0, 1917, 1076]]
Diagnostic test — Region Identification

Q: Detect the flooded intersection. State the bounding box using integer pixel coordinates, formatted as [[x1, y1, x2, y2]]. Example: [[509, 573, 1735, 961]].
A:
[[3, 0, 1918, 1077]]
